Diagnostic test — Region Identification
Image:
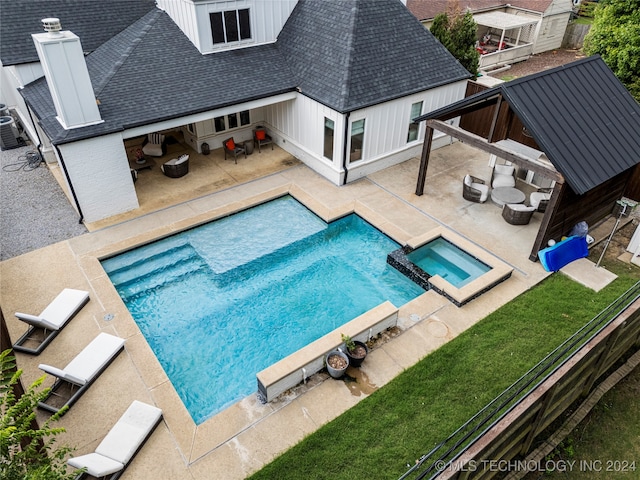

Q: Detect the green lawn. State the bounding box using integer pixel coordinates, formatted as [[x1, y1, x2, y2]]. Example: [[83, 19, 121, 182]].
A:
[[250, 259, 638, 479]]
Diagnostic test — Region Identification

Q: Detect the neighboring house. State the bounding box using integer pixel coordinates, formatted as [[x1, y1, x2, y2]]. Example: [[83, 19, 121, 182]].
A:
[[2, 0, 471, 224], [413, 56, 640, 261], [407, 0, 574, 71]]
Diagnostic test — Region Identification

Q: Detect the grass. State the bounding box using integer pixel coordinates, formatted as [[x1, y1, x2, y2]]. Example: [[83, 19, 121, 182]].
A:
[[541, 365, 640, 480], [249, 256, 639, 480]]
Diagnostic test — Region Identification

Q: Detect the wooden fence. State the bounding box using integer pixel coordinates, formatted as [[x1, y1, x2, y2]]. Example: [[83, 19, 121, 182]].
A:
[[400, 282, 640, 480]]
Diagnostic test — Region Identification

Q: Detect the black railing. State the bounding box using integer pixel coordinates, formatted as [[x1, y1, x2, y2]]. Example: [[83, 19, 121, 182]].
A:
[[399, 280, 640, 480]]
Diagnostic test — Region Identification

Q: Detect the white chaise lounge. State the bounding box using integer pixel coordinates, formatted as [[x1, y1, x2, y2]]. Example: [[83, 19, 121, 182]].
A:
[[13, 288, 90, 355], [38, 333, 126, 415], [67, 400, 163, 480]]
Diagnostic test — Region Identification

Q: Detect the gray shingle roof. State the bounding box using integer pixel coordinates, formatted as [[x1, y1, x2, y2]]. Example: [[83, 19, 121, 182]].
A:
[[277, 0, 471, 113], [415, 56, 640, 195], [0, 0, 157, 66], [19, 0, 471, 144], [21, 10, 298, 144]]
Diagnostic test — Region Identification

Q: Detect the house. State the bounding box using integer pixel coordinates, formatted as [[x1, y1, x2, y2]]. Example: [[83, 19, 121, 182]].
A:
[[406, 0, 574, 71], [413, 55, 640, 261], [2, 0, 471, 224]]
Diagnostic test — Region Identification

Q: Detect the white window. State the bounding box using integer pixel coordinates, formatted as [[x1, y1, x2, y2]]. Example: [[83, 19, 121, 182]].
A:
[[324, 118, 334, 160], [214, 110, 250, 133], [210, 9, 251, 45], [407, 102, 423, 143], [350, 119, 365, 162]]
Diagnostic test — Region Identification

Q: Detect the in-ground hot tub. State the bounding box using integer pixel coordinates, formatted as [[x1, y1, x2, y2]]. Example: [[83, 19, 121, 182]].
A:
[[387, 227, 513, 306]]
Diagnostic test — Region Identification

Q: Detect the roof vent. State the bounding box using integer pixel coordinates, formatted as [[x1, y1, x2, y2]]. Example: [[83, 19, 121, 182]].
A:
[[41, 18, 62, 36]]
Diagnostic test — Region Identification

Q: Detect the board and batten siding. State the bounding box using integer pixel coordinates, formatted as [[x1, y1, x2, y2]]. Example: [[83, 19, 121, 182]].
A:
[[158, 0, 298, 54], [265, 81, 468, 184], [57, 134, 138, 223]]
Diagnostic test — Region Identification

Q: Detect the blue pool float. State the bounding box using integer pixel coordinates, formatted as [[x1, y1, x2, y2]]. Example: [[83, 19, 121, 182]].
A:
[[538, 236, 589, 272]]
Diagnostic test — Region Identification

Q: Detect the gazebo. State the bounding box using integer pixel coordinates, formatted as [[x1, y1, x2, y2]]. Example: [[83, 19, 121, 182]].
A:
[[413, 56, 640, 261]]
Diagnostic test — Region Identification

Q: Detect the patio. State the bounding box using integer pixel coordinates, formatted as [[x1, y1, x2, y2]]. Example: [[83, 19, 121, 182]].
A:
[[2, 141, 555, 479]]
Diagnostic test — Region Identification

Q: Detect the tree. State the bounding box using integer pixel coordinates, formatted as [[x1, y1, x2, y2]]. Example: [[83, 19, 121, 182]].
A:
[[0, 350, 80, 480], [583, 0, 640, 102], [431, 7, 479, 76]]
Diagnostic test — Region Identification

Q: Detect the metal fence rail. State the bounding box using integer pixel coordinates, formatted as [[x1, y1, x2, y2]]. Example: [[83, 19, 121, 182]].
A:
[[399, 280, 640, 480]]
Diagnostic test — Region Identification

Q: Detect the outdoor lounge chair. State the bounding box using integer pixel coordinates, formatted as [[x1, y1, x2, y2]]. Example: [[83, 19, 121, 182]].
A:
[[67, 400, 163, 480], [223, 137, 246, 164], [462, 174, 489, 203], [491, 163, 516, 188], [13, 288, 90, 355], [141, 133, 166, 157], [37, 333, 126, 415], [530, 187, 552, 212], [502, 203, 536, 225], [161, 154, 189, 178], [253, 127, 273, 152]]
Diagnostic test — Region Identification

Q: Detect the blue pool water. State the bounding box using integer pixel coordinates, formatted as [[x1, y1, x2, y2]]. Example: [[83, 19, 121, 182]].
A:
[[102, 196, 424, 423], [407, 237, 490, 288]]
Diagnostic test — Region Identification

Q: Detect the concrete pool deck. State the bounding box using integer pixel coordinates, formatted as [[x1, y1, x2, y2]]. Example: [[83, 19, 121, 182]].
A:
[[2, 141, 582, 479]]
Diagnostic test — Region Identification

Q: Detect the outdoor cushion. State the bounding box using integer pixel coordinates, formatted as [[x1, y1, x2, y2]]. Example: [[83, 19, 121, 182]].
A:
[[530, 191, 551, 209], [20, 288, 90, 330], [67, 453, 124, 477], [94, 401, 163, 464], [494, 164, 515, 176], [256, 129, 266, 140], [226, 139, 235, 150], [463, 174, 472, 187], [507, 203, 535, 212], [38, 364, 86, 385]]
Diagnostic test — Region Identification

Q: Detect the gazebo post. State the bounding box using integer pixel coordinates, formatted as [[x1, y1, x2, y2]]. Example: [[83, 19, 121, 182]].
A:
[[415, 126, 434, 196]]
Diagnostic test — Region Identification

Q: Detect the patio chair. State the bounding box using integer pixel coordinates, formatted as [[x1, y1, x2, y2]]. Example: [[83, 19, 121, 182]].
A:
[[462, 174, 489, 203], [161, 154, 189, 178], [502, 203, 536, 225], [37, 333, 126, 415], [67, 400, 163, 480], [13, 288, 90, 355], [223, 137, 246, 164], [530, 187, 552, 212], [141, 133, 166, 157], [491, 163, 516, 188], [253, 127, 273, 153]]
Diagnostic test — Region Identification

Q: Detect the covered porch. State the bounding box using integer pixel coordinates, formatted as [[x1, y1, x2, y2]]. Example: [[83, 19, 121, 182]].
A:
[[473, 11, 539, 72]]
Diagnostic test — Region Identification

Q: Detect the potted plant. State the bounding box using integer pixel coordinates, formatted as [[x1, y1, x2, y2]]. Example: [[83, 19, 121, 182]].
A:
[[341, 334, 368, 367], [325, 349, 349, 379]]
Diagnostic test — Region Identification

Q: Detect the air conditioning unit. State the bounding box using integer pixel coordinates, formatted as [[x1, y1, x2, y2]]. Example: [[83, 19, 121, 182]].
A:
[[0, 116, 21, 150], [0, 103, 9, 116]]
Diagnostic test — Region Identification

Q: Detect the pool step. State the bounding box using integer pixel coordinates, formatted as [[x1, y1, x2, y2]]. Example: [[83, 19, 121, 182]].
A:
[[105, 244, 197, 285], [114, 254, 208, 301]]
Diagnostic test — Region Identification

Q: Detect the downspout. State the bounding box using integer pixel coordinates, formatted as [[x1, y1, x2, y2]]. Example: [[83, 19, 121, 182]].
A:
[[53, 144, 85, 224], [24, 101, 44, 161], [341, 112, 351, 184]]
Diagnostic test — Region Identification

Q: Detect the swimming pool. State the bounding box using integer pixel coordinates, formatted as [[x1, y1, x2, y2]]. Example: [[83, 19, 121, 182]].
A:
[[101, 196, 424, 423]]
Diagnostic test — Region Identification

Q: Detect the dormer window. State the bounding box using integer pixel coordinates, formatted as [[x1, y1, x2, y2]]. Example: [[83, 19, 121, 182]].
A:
[[210, 9, 251, 45]]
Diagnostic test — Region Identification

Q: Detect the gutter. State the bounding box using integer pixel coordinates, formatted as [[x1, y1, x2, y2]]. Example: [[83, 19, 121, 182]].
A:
[[341, 112, 350, 184]]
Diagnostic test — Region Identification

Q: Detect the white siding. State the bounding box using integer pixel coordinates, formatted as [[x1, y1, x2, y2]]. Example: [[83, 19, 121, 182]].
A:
[[58, 135, 138, 222], [263, 82, 468, 185], [532, 13, 572, 53], [159, 0, 297, 54]]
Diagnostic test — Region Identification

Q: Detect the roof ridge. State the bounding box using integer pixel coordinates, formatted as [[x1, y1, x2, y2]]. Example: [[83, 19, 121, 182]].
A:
[[92, 9, 162, 97], [340, 0, 360, 109]]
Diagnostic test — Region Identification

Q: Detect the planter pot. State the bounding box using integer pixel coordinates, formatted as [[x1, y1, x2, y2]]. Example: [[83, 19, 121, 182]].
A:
[[326, 350, 349, 379], [345, 341, 368, 367]]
